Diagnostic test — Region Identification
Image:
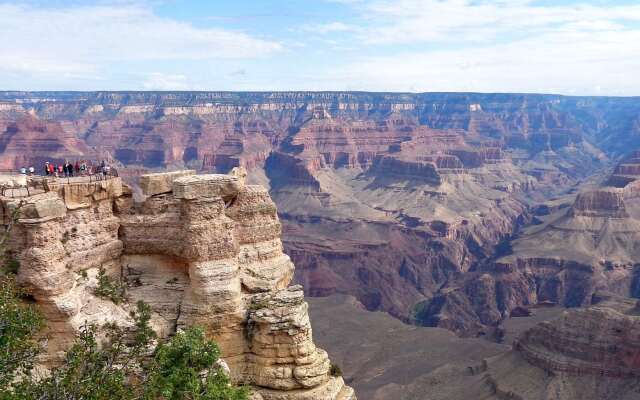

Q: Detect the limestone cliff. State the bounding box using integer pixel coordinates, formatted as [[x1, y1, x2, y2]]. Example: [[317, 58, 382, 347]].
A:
[[0, 171, 355, 400]]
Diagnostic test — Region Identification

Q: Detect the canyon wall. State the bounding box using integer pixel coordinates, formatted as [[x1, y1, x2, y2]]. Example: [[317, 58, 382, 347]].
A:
[[2, 91, 640, 333], [414, 155, 640, 336], [0, 170, 355, 400]]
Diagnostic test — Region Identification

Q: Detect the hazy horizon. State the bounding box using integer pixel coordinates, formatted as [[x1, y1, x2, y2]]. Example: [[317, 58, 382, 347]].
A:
[[2, 89, 640, 99]]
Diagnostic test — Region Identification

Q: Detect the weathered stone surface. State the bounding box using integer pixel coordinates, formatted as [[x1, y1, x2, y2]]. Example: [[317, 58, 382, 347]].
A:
[[19, 192, 67, 221], [570, 188, 628, 218], [58, 178, 124, 210], [4, 172, 354, 399], [173, 174, 242, 200], [139, 170, 195, 196], [515, 296, 640, 378]]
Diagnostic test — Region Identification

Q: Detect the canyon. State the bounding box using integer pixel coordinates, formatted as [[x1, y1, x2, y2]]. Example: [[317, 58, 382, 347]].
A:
[[3, 91, 640, 396], [308, 293, 640, 399]]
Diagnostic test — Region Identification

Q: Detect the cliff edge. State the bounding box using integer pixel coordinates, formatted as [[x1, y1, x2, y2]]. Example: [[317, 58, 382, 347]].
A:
[[0, 169, 355, 400]]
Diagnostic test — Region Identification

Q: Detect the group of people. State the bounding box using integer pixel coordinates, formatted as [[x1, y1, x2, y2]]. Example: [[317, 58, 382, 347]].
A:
[[38, 160, 112, 178], [18, 166, 36, 175]]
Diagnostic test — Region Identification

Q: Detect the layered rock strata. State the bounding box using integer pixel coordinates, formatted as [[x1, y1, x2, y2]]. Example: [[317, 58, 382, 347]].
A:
[[415, 166, 640, 336], [0, 171, 354, 400], [0, 91, 621, 332], [516, 304, 640, 377]]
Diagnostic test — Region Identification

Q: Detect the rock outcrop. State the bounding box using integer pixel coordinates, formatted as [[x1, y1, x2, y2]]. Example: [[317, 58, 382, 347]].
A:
[[516, 301, 640, 378], [1, 171, 355, 400], [569, 188, 629, 218], [607, 150, 640, 187]]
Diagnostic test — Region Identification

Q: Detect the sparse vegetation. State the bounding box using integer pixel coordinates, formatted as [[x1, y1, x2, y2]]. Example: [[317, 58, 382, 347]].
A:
[[330, 362, 343, 377], [0, 276, 44, 389], [248, 298, 270, 311], [1, 201, 24, 276], [1, 289, 248, 400], [94, 267, 126, 304], [0, 203, 45, 390], [3, 255, 20, 275]]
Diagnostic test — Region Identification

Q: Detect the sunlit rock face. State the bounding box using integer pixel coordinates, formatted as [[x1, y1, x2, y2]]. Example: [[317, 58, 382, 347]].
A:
[[1, 170, 355, 400], [3, 91, 640, 333]]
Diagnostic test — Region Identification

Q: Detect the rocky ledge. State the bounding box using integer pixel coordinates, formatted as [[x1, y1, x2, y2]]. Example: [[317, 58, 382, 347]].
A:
[[515, 295, 640, 378], [0, 169, 355, 400], [569, 188, 629, 218]]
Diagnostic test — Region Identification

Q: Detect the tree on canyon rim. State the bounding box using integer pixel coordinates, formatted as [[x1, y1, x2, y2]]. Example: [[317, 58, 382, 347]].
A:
[[1, 209, 248, 400]]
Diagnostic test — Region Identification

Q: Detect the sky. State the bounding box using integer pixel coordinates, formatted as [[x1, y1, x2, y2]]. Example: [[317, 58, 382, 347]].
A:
[[1, 0, 640, 95]]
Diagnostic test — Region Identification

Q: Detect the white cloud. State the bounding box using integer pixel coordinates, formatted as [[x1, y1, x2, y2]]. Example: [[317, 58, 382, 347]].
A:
[[0, 3, 282, 78], [305, 0, 640, 95], [324, 27, 640, 95], [301, 22, 360, 34], [142, 72, 189, 90], [344, 0, 640, 44]]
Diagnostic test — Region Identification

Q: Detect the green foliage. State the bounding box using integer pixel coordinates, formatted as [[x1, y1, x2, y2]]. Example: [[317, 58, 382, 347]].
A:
[[330, 363, 343, 377], [1, 296, 248, 400], [144, 327, 249, 400], [11, 323, 135, 400], [1, 201, 24, 276], [94, 267, 126, 304], [3, 256, 19, 275], [1, 203, 247, 399], [0, 277, 44, 389], [0, 201, 42, 388], [8, 301, 154, 400]]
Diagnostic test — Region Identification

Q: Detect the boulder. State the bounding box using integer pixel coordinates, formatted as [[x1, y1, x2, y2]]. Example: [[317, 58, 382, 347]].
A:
[[140, 170, 196, 196], [19, 192, 66, 221], [173, 174, 242, 200]]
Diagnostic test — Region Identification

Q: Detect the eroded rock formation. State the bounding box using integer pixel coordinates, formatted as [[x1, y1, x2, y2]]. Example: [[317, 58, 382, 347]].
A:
[[414, 162, 640, 336], [516, 298, 640, 378], [0, 171, 355, 400], [2, 91, 638, 333]]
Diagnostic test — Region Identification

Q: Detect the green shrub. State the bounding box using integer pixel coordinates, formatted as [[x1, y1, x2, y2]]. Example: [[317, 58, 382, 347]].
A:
[[0, 276, 44, 388], [330, 362, 343, 377], [94, 267, 126, 304], [3, 255, 20, 275], [144, 327, 249, 400]]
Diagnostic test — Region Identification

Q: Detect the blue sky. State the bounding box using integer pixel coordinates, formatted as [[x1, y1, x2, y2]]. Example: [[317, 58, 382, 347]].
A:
[[1, 0, 640, 95]]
